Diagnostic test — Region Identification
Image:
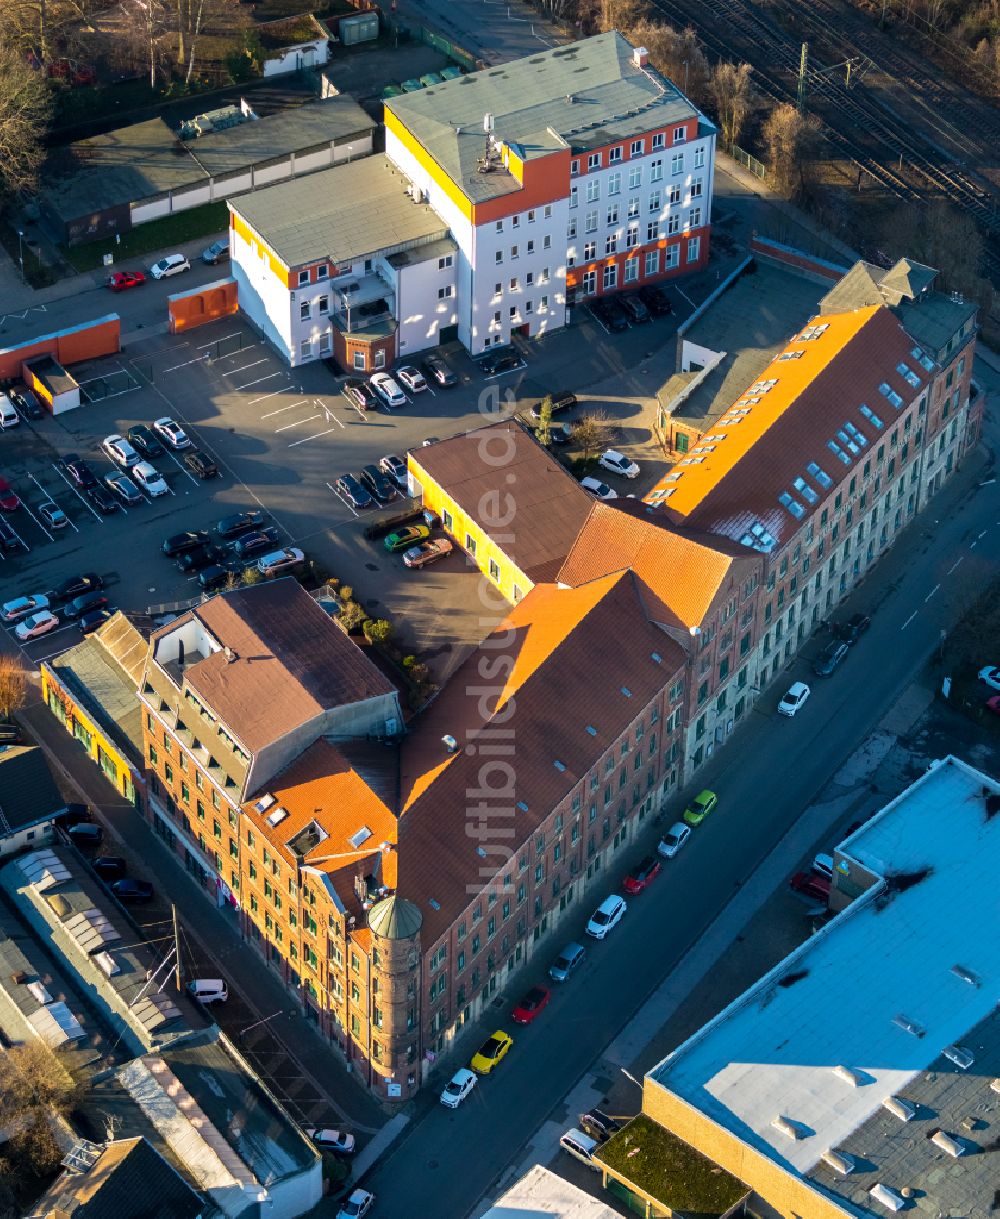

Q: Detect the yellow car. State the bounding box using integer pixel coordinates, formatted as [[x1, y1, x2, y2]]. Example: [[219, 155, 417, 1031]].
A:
[[683, 789, 718, 826], [470, 1029, 513, 1075]]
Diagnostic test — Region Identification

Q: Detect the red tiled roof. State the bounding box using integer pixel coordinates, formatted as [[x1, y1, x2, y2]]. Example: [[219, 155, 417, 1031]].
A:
[[395, 573, 686, 942]]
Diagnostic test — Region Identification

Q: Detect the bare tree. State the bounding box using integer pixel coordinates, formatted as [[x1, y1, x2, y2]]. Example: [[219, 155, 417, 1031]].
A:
[[877, 200, 993, 315], [626, 20, 709, 103], [762, 102, 820, 199], [572, 411, 615, 464], [0, 654, 29, 722], [0, 46, 52, 203], [120, 0, 169, 87], [710, 61, 755, 149], [0, 1042, 82, 1192]]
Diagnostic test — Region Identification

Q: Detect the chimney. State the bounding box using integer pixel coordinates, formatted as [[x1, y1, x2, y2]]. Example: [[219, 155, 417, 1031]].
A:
[[224, 646, 238, 664], [633, 45, 649, 68]]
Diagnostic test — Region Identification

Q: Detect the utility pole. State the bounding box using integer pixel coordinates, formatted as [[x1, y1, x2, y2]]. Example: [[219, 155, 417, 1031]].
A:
[[172, 904, 182, 991], [797, 42, 809, 114]]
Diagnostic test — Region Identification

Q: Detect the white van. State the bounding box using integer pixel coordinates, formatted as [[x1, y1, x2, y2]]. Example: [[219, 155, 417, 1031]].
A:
[[186, 978, 228, 1004], [559, 1128, 600, 1170], [0, 394, 20, 429]]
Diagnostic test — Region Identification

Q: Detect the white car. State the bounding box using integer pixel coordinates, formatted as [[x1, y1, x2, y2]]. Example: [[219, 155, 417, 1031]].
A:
[[440, 1067, 477, 1109], [133, 462, 169, 497], [257, 547, 304, 576], [598, 449, 640, 479], [585, 894, 626, 940], [101, 433, 140, 468], [657, 821, 691, 859], [979, 666, 1000, 692], [336, 1189, 374, 1219], [149, 253, 190, 279], [396, 365, 427, 393], [580, 476, 617, 501], [778, 681, 811, 717], [379, 454, 408, 488], [370, 372, 407, 408], [153, 417, 191, 449], [305, 1127, 356, 1154], [0, 395, 19, 429], [38, 502, 69, 530], [2, 594, 49, 623], [15, 610, 59, 641]]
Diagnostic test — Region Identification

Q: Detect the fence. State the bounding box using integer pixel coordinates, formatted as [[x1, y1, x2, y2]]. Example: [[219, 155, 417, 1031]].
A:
[[728, 143, 768, 181], [77, 367, 141, 404]]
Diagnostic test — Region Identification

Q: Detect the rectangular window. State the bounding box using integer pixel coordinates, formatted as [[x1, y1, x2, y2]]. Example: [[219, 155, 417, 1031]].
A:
[[605, 234, 618, 256], [569, 185, 578, 209], [667, 213, 680, 235], [299, 301, 310, 321], [652, 132, 665, 150], [603, 263, 617, 290], [688, 207, 702, 228], [628, 165, 642, 190], [644, 248, 660, 276], [437, 285, 453, 299], [665, 244, 680, 269], [630, 138, 644, 156], [649, 158, 663, 182], [627, 196, 640, 218], [297, 270, 309, 287], [626, 224, 639, 249], [510, 245, 518, 259], [606, 204, 619, 226], [669, 183, 681, 204], [609, 145, 622, 163], [586, 178, 600, 203], [690, 178, 703, 198], [495, 250, 503, 264], [673, 125, 686, 144], [608, 171, 621, 196], [624, 256, 639, 283], [671, 153, 684, 175], [584, 241, 596, 261], [646, 220, 659, 241], [438, 254, 453, 269], [317, 295, 329, 315], [649, 190, 661, 212], [571, 158, 579, 176], [582, 269, 596, 295], [693, 146, 706, 168], [588, 152, 601, 170], [585, 211, 598, 234]]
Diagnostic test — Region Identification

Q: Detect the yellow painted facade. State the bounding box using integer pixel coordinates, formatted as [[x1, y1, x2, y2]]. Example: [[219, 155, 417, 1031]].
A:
[[410, 457, 532, 605], [230, 212, 291, 287], [41, 663, 143, 807], [383, 110, 474, 220]]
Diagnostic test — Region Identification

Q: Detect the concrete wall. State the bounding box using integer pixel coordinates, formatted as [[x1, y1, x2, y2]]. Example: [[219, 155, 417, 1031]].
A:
[[263, 37, 329, 77], [168, 277, 239, 334], [0, 822, 54, 860], [0, 316, 120, 381]]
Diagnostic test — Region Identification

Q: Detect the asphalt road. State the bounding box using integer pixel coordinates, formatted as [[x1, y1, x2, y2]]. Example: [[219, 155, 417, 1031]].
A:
[[360, 379, 1000, 1215]]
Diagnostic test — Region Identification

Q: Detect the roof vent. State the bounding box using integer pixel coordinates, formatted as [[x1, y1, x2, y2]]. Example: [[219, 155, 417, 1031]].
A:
[[942, 1044, 974, 1069], [565, 93, 576, 103], [832, 1065, 867, 1088], [893, 1013, 925, 1038], [224, 646, 238, 664], [931, 1130, 965, 1158], [442, 734, 458, 753], [950, 963, 980, 987], [771, 1115, 807, 1140], [882, 1095, 917, 1121], [94, 951, 119, 977], [869, 1183, 905, 1212], [820, 1149, 856, 1175], [266, 806, 289, 828], [632, 45, 649, 68]]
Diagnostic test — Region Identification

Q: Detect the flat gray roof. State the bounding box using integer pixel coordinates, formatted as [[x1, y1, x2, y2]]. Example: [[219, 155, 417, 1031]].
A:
[[230, 153, 448, 269], [387, 234, 458, 269], [0, 745, 64, 833], [386, 31, 707, 204]]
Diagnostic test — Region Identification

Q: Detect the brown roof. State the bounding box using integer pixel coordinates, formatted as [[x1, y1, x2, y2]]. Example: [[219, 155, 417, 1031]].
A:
[[558, 501, 753, 630], [173, 580, 395, 754], [408, 420, 595, 583], [395, 573, 686, 942], [665, 306, 928, 551]]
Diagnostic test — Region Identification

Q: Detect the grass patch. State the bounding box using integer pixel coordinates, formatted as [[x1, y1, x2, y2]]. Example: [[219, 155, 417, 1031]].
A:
[[596, 1114, 747, 1216], [62, 201, 229, 272], [0, 224, 59, 288]]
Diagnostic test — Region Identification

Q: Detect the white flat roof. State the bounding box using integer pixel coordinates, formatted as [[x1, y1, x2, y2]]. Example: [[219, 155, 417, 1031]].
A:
[[481, 1164, 622, 1218], [649, 755, 1000, 1176]]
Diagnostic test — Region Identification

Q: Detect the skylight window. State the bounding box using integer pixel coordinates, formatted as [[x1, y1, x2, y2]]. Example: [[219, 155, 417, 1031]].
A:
[[807, 461, 832, 488], [827, 440, 851, 466], [859, 404, 883, 428], [648, 487, 676, 501], [878, 382, 904, 408], [777, 351, 803, 361], [797, 322, 829, 342], [793, 476, 818, 504], [896, 361, 921, 388], [844, 421, 867, 446], [910, 345, 934, 373], [740, 521, 777, 553], [836, 429, 859, 455], [779, 492, 806, 519]]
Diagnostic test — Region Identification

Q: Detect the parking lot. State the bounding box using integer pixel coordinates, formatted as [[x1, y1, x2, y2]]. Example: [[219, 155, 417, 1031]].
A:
[[0, 290, 685, 674]]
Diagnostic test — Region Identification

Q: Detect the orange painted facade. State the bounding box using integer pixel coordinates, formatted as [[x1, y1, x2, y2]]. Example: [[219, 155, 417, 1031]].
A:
[[473, 148, 572, 225], [0, 316, 120, 381], [168, 279, 239, 334]]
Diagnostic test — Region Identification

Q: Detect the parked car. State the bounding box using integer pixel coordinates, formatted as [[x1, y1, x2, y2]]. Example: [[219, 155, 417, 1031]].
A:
[[132, 462, 169, 497], [163, 530, 210, 558], [106, 269, 146, 292], [10, 386, 43, 420], [590, 297, 629, 333], [622, 855, 661, 894], [979, 665, 1000, 692], [0, 395, 18, 429], [778, 681, 811, 717], [370, 372, 407, 408], [598, 449, 640, 479], [110, 877, 154, 903], [579, 476, 617, 500], [683, 789, 718, 826], [385, 525, 430, 553], [657, 821, 691, 859], [790, 870, 831, 901], [52, 574, 102, 601], [257, 547, 304, 577], [2, 594, 49, 622], [216, 510, 266, 539], [638, 283, 673, 316], [126, 425, 164, 458], [105, 471, 143, 505], [15, 610, 59, 641], [184, 450, 218, 479], [0, 477, 20, 511], [58, 453, 97, 488], [0, 517, 19, 551], [149, 253, 190, 279], [67, 822, 103, 847], [201, 239, 230, 265], [620, 293, 651, 324], [79, 608, 114, 635], [0, 720, 20, 744], [38, 501, 69, 529], [440, 1068, 478, 1108], [470, 1029, 513, 1075], [85, 482, 119, 514], [511, 985, 550, 1025], [379, 454, 408, 488], [548, 422, 573, 446], [813, 640, 849, 677], [64, 592, 109, 620], [479, 349, 523, 376], [187, 978, 228, 1004], [811, 853, 834, 880], [198, 565, 231, 592], [360, 463, 398, 504], [529, 390, 577, 419], [403, 538, 453, 568], [335, 475, 375, 511], [232, 530, 277, 560], [559, 1128, 601, 1170], [336, 1189, 374, 1219], [835, 613, 872, 645], [55, 804, 91, 829], [305, 1128, 356, 1155], [422, 353, 458, 387], [342, 379, 378, 411], [578, 1110, 624, 1142], [586, 894, 627, 939], [177, 545, 226, 573], [396, 365, 427, 393], [153, 417, 191, 449], [93, 856, 126, 881]]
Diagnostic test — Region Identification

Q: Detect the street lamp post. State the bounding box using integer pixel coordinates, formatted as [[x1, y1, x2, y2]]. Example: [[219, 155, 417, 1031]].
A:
[[16, 230, 25, 284]]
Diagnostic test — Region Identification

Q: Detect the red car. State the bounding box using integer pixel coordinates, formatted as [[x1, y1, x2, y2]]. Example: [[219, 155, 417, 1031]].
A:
[[790, 871, 831, 901], [0, 477, 21, 511], [622, 854, 662, 895], [987, 696, 1000, 717], [107, 270, 146, 292], [511, 985, 550, 1025]]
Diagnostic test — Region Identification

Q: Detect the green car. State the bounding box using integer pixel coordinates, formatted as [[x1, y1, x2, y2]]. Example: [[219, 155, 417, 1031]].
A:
[[682, 789, 718, 827], [384, 525, 430, 553]]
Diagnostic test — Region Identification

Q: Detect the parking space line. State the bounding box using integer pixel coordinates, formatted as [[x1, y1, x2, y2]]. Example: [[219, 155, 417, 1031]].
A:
[[19, 502, 53, 542], [275, 414, 321, 433], [224, 358, 268, 377], [51, 465, 102, 522], [167, 452, 200, 486], [262, 399, 310, 419], [1, 519, 30, 553], [162, 354, 210, 374], [315, 400, 344, 428], [287, 426, 343, 448], [197, 332, 245, 351], [26, 473, 80, 534], [325, 481, 359, 519], [237, 372, 286, 391], [249, 389, 284, 405]]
